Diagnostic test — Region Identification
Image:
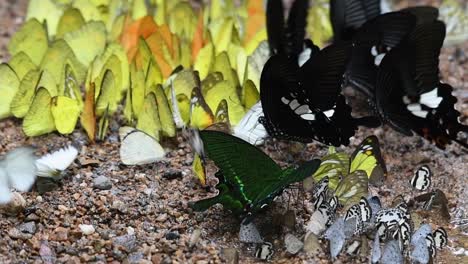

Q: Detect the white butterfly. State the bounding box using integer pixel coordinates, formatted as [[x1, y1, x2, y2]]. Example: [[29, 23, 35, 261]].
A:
[[233, 101, 268, 145], [36, 146, 78, 177], [0, 147, 37, 204], [119, 127, 165, 165]]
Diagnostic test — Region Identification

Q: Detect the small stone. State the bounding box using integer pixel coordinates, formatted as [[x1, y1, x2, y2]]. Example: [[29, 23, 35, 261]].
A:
[[50, 227, 68, 241], [189, 229, 202, 247], [79, 224, 95, 235], [162, 169, 183, 180], [25, 213, 39, 221], [58, 205, 68, 211], [8, 228, 32, 240], [165, 231, 180, 240], [36, 196, 43, 202], [17, 222, 36, 234], [112, 200, 128, 213], [113, 234, 136, 252], [126, 252, 144, 263], [94, 176, 112, 190], [156, 213, 168, 222], [40, 241, 56, 264], [221, 248, 239, 264], [303, 233, 322, 255], [284, 233, 303, 255]]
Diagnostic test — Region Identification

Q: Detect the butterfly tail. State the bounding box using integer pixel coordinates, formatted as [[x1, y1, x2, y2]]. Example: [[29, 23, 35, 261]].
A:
[[189, 196, 223, 212], [287, 159, 321, 183]]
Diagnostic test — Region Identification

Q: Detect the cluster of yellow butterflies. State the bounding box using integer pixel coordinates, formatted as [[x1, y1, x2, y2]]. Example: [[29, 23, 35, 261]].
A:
[[0, 0, 333, 142]]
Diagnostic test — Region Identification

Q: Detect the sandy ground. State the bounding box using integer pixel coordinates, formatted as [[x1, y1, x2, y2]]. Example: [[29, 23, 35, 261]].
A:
[[0, 0, 467, 263]]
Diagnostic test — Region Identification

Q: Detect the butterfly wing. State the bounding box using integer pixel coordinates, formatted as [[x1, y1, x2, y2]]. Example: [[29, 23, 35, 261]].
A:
[[266, 0, 285, 55], [330, 0, 380, 41], [311, 148, 350, 190], [335, 170, 369, 207], [346, 12, 416, 98], [266, 0, 308, 58], [350, 136, 387, 186], [259, 54, 318, 142], [198, 130, 282, 207], [284, 0, 309, 57]]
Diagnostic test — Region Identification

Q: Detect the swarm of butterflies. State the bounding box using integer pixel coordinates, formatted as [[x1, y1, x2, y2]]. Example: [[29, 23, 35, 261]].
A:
[[186, 0, 467, 262], [189, 130, 450, 262]]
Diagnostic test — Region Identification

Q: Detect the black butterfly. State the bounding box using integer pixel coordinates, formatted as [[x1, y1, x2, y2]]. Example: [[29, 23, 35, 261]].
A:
[[375, 20, 468, 148]]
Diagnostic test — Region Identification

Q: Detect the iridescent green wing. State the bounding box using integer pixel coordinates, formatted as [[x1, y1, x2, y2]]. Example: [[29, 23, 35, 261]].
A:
[[334, 170, 369, 207], [349, 136, 387, 186]]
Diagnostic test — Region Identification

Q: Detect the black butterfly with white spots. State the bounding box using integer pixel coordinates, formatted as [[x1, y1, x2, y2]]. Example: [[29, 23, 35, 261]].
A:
[[374, 19, 468, 149], [260, 0, 379, 147], [410, 165, 432, 191]]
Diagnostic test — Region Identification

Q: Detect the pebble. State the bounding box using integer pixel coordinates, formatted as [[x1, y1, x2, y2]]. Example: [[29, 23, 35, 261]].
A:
[[221, 248, 239, 264], [113, 234, 136, 252], [189, 229, 202, 247], [284, 233, 303, 255], [162, 169, 183, 180], [94, 175, 112, 190], [17, 222, 36, 234], [165, 231, 180, 240], [156, 213, 168, 222], [112, 200, 128, 213], [303, 233, 322, 255], [79, 224, 95, 235], [50, 227, 68, 241], [126, 252, 144, 263], [8, 228, 32, 240]]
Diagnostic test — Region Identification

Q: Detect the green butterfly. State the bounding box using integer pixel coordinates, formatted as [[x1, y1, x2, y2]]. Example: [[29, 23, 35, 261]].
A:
[[190, 130, 321, 219]]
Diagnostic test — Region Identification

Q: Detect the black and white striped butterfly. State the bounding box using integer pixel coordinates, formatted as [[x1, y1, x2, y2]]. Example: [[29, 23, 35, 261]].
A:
[[255, 242, 274, 261], [345, 197, 372, 235], [345, 197, 372, 222], [433, 227, 448, 249], [410, 165, 431, 191]]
